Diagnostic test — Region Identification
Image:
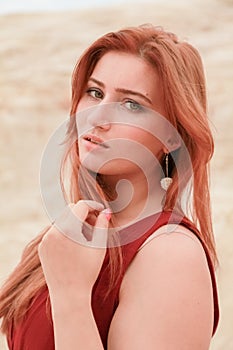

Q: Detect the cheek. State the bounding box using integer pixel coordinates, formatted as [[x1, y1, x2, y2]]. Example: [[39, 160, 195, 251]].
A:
[[117, 127, 163, 158], [76, 99, 89, 113], [77, 95, 98, 113], [144, 134, 164, 158]]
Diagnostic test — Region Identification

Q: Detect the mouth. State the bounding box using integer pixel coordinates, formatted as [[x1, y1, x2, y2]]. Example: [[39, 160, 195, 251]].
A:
[[83, 134, 109, 148]]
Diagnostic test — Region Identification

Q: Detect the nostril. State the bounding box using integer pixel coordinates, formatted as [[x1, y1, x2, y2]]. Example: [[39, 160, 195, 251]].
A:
[[101, 123, 111, 130], [86, 104, 114, 130], [94, 120, 111, 130]]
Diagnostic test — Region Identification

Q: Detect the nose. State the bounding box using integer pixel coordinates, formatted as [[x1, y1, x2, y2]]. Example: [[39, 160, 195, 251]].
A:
[[87, 104, 111, 131]]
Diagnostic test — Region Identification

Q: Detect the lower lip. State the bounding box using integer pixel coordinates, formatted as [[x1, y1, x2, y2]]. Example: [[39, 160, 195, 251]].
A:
[[82, 139, 106, 151]]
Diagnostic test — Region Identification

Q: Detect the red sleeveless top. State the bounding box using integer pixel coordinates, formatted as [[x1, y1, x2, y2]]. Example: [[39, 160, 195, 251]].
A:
[[7, 211, 219, 349]]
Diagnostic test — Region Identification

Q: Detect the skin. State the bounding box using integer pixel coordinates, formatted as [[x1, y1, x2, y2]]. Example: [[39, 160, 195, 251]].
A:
[[77, 51, 173, 226], [38, 52, 214, 349]]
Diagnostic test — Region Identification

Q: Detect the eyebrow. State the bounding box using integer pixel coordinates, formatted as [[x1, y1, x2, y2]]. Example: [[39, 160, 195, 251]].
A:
[[88, 77, 152, 105]]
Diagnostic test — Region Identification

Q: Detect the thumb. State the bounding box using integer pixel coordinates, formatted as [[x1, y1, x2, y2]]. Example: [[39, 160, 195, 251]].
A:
[[91, 209, 112, 248]]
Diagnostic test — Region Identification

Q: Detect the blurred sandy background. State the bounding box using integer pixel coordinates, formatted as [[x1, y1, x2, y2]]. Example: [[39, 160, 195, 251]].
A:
[[0, 0, 232, 348]]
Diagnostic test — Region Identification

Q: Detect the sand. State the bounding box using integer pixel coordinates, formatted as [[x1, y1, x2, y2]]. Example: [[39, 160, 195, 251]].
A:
[[0, 0, 233, 348]]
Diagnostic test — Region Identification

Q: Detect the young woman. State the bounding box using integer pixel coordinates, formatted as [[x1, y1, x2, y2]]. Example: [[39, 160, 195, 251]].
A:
[[0, 24, 219, 349]]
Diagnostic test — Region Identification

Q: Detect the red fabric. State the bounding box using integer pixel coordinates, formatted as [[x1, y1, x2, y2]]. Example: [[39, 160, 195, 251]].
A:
[[8, 211, 219, 349]]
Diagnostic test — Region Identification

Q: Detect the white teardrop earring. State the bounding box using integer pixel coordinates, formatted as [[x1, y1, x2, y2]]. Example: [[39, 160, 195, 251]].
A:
[[160, 153, 173, 191]]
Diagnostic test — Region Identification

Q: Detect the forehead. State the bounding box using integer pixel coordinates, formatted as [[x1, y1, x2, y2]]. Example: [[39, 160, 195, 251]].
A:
[[91, 51, 159, 92]]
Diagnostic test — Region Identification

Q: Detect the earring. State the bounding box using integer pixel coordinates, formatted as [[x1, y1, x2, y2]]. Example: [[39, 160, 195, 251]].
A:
[[160, 153, 173, 191]]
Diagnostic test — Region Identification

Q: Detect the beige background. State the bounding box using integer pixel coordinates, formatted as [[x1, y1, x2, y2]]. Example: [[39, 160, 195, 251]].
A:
[[0, 0, 232, 348]]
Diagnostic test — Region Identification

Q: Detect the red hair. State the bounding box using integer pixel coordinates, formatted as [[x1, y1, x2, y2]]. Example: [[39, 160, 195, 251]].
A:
[[0, 24, 217, 335]]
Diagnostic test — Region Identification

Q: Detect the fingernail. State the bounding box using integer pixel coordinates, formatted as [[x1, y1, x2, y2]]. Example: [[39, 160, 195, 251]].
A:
[[102, 208, 112, 221]]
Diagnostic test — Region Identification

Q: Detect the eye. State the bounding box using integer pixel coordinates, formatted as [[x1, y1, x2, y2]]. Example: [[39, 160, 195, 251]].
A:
[[124, 100, 144, 112], [86, 88, 103, 100]]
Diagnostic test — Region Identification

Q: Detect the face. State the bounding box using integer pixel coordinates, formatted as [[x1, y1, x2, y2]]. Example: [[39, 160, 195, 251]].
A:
[[76, 51, 167, 177]]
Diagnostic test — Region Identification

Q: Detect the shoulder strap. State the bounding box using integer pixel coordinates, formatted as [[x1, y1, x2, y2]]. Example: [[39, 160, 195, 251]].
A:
[[119, 211, 219, 336]]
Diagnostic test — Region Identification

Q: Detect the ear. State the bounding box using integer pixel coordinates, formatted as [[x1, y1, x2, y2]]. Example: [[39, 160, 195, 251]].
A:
[[164, 135, 181, 153]]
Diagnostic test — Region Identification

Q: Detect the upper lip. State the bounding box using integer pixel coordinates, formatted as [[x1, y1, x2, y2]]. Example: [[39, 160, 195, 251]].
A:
[[83, 134, 108, 148]]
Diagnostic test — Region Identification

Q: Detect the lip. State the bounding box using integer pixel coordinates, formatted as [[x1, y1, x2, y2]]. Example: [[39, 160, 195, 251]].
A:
[[82, 134, 109, 150]]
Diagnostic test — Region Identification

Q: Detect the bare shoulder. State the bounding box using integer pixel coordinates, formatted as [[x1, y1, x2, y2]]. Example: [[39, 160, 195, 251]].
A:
[[108, 225, 214, 349], [122, 224, 211, 292]]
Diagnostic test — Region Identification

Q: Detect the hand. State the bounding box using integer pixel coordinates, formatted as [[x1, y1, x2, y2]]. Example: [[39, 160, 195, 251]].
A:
[[38, 200, 111, 301]]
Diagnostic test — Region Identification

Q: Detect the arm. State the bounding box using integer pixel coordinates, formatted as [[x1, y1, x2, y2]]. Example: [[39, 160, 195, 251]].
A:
[[108, 227, 214, 349], [51, 293, 104, 350], [38, 201, 109, 350]]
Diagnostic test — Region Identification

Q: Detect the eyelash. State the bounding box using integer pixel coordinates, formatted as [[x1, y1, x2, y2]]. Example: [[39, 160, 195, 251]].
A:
[[124, 100, 144, 112], [86, 88, 103, 99], [86, 87, 144, 113]]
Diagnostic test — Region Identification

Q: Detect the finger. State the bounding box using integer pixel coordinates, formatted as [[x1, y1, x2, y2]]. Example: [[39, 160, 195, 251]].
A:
[[54, 201, 106, 245], [72, 200, 105, 222], [91, 209, 111, 248], [54, 205, 87, 244]]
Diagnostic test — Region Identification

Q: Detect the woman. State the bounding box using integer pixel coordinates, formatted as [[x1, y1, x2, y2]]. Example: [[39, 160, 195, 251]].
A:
[[0, 24, 219, 349]]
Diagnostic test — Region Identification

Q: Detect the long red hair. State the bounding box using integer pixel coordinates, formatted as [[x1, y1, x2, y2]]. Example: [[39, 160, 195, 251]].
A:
[[0, 24, 217, 335]]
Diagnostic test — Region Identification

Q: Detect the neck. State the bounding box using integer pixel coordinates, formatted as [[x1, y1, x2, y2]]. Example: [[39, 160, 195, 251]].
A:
[[102, 166, 165, 228]]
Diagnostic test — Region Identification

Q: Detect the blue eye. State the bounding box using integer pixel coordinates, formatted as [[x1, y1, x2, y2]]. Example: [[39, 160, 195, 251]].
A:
[[87, 88, 103, 99], [124, 100, 143, 112]]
